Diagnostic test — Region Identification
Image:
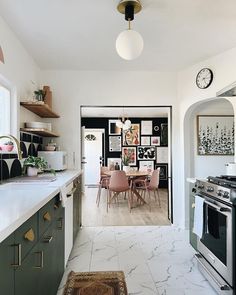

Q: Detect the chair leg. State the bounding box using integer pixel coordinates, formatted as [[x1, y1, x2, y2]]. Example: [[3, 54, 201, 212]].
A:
[[153, 189, 157, 202], [147, 190, 151, 212], [106, 189, 109, 212], [128, 190, 132, 213], [96, 185, 101, 207], [157, 189, 161, 207]]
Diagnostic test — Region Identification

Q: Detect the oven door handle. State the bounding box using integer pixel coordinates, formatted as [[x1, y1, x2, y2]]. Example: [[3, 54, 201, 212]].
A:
[[204, 200, 231, 214]]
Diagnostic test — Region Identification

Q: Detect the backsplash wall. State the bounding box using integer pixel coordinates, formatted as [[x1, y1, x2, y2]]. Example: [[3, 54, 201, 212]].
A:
[[0, 132, 43, 182]]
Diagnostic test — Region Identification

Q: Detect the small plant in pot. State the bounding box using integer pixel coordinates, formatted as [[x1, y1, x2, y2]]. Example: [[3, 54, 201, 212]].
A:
[[121, 153, 131, 173], [23, 156, 48, 177], [0, 141, 14, 152]]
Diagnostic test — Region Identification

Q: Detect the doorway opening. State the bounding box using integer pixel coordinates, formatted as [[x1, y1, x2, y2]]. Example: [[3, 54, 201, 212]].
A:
[[81, 106, 173, 226]]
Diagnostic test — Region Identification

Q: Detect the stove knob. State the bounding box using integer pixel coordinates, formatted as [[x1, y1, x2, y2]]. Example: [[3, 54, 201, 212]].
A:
[[217, 190, 222, 196], [223, 192, 229, 199], [207, 186, 214, 192], [198, 184, 204, 189]]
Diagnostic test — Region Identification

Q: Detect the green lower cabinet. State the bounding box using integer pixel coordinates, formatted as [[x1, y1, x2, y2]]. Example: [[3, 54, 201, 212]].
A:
[[54, 208, 65, 288], [0, 234, 15, 295], [73, 177, 81, 242], [15, 243, 41, 295]]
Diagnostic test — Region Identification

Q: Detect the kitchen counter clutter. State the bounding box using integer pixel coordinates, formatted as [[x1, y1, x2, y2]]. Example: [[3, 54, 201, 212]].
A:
[[0, 170, 81, 243]]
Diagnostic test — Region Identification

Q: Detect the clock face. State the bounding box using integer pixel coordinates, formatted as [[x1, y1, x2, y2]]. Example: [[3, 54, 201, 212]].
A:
[[196, 68, 213, 89]]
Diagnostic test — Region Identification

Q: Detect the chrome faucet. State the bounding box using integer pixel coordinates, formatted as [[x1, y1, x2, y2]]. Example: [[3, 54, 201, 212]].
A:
[[0, 135, 22, 160]]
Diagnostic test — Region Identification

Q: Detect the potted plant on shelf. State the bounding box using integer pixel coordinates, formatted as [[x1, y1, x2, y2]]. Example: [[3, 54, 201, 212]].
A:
[[0, 141, 14, 152], [34, 89, 46, 102], [23, 156, 48, 177]]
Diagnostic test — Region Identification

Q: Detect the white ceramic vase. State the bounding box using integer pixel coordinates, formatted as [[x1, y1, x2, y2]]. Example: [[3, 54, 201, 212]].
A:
[[27, 166, 38, 177], [123, 166, 130, 173]]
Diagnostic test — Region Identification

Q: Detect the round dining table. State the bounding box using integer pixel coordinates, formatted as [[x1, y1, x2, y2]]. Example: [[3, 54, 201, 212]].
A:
[[104, 170, 151, 206]]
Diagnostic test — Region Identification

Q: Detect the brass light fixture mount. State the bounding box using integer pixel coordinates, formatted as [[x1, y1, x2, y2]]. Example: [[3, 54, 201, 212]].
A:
[[117, 0, 142, 21]]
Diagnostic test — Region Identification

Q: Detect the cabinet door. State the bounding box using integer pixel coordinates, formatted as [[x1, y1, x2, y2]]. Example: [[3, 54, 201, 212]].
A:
[[73, 177, 82, 241], [37, 225, 57, 295], [0, 234, 14, 295], [54, 207, 65, 289], [15, 243, 42, 295]]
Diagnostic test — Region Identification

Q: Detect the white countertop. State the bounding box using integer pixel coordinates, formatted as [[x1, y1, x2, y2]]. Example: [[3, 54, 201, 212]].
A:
[[0, 170, 82, 243]]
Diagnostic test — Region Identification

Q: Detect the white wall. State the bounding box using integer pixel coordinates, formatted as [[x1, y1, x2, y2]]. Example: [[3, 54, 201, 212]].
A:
[[40, 70, 177, 165], [190, 99, 234, 178], [178, 47, 236, 227], [0, 16, 40, 135]]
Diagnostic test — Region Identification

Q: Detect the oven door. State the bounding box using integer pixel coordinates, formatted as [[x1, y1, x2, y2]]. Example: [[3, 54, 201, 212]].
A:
[[198, 197, 233, 286]]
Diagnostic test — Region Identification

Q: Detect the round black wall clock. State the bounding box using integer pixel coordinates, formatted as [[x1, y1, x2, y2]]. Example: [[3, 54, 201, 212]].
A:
[[196, 68, 213, 89]]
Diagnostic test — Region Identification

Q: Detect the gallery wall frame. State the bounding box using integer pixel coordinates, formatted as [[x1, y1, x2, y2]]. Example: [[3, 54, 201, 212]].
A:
[[197, 115, 234, 156]]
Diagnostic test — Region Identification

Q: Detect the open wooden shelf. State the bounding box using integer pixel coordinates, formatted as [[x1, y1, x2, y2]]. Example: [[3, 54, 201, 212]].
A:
[[20, 128, 59, 137], [20, 102, 60, 118]]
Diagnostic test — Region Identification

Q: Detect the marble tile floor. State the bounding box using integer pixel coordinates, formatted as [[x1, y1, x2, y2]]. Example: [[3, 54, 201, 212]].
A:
[[57, 226, 217, 295]]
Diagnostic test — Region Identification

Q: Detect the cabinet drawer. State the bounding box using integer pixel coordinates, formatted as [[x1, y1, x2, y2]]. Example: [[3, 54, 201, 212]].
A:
[[38, 198, 55, 236], [14, 214, 38, 262]]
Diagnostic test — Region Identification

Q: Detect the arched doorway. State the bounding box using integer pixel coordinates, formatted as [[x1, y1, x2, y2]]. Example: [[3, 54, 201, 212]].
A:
[[183, 97, 234, 227]]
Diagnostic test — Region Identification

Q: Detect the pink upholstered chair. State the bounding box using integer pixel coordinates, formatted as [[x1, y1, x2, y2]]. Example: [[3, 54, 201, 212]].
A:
[[107, 170, 133, 212], [96, 166, 110, 207], [133, 168, 161, 208]]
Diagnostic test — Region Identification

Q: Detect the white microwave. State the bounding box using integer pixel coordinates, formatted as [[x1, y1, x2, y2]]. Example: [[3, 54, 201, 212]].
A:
[[38, 151, 67, 171]]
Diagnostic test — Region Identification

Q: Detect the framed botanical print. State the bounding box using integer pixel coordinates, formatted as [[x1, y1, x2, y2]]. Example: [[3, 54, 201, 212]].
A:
[[122, 147, 137, 166], [123, 124, 140, 146], [197, 115, 234, 155]]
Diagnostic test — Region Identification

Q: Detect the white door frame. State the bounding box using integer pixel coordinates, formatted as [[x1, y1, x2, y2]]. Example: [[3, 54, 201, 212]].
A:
[[80, 105, 173, 223]]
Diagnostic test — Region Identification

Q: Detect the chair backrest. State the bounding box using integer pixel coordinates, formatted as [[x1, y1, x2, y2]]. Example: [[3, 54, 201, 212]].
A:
[[109, 170, 129, 192], [148, 168, 160, 189]]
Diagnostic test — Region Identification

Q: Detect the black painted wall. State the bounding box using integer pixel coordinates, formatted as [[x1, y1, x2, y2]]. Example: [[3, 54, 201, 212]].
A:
[[81, 117, 168, 188]]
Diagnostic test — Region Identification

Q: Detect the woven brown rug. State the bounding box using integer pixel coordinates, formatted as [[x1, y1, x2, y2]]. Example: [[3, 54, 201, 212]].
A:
[[63, 271, 128, 295]]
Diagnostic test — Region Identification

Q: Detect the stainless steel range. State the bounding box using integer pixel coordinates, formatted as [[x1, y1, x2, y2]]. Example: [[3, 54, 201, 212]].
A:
[[193, 176, 236, 295]]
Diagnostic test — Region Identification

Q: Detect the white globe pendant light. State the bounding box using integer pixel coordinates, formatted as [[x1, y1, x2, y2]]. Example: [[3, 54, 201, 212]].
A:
[[116, 29, 143, 60], [116, 0, 143, 61]]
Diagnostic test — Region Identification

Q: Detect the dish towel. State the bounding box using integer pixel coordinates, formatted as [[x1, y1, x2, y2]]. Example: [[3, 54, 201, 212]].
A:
[[60, 185, 67, 208], [193, 195, 204, 238]]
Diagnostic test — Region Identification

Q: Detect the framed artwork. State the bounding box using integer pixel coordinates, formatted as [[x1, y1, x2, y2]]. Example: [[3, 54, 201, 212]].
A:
[[160, 123, 168, 146], [141, 121, 153, 135], [137, 146, 156, 160], [109, 120, 121, 135], [109, 136, 121, 152], [151, 136, 160, 146], [156, 147, 168, 163], [155, 164, 168, 180], [107, 158, 122, 168], [197, 115, 234, 155], [122, 147, 137, 166], [141, 136, 150, 146], [123, 124, 140, 146], [139, 161, 154, 171]]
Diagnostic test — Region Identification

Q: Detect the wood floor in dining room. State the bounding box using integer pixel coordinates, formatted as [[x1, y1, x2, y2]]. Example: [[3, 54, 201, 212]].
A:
[[82, 187, 171, 226]]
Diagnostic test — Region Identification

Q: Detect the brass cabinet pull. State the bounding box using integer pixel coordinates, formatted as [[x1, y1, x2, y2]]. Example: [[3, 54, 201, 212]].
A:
[[34, 251, 44, 269], [43, 212, 51, 221], [44, 236, 53, 243], [11, 244, 22, 267], [58, 218, 63, 230], [67, 187, 77, 197], [24, 228, 35, 242]]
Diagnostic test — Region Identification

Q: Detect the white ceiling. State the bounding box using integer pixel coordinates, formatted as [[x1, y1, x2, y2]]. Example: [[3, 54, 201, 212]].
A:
[[1, 0, 236, 71], [81, 106, 169, 117]]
